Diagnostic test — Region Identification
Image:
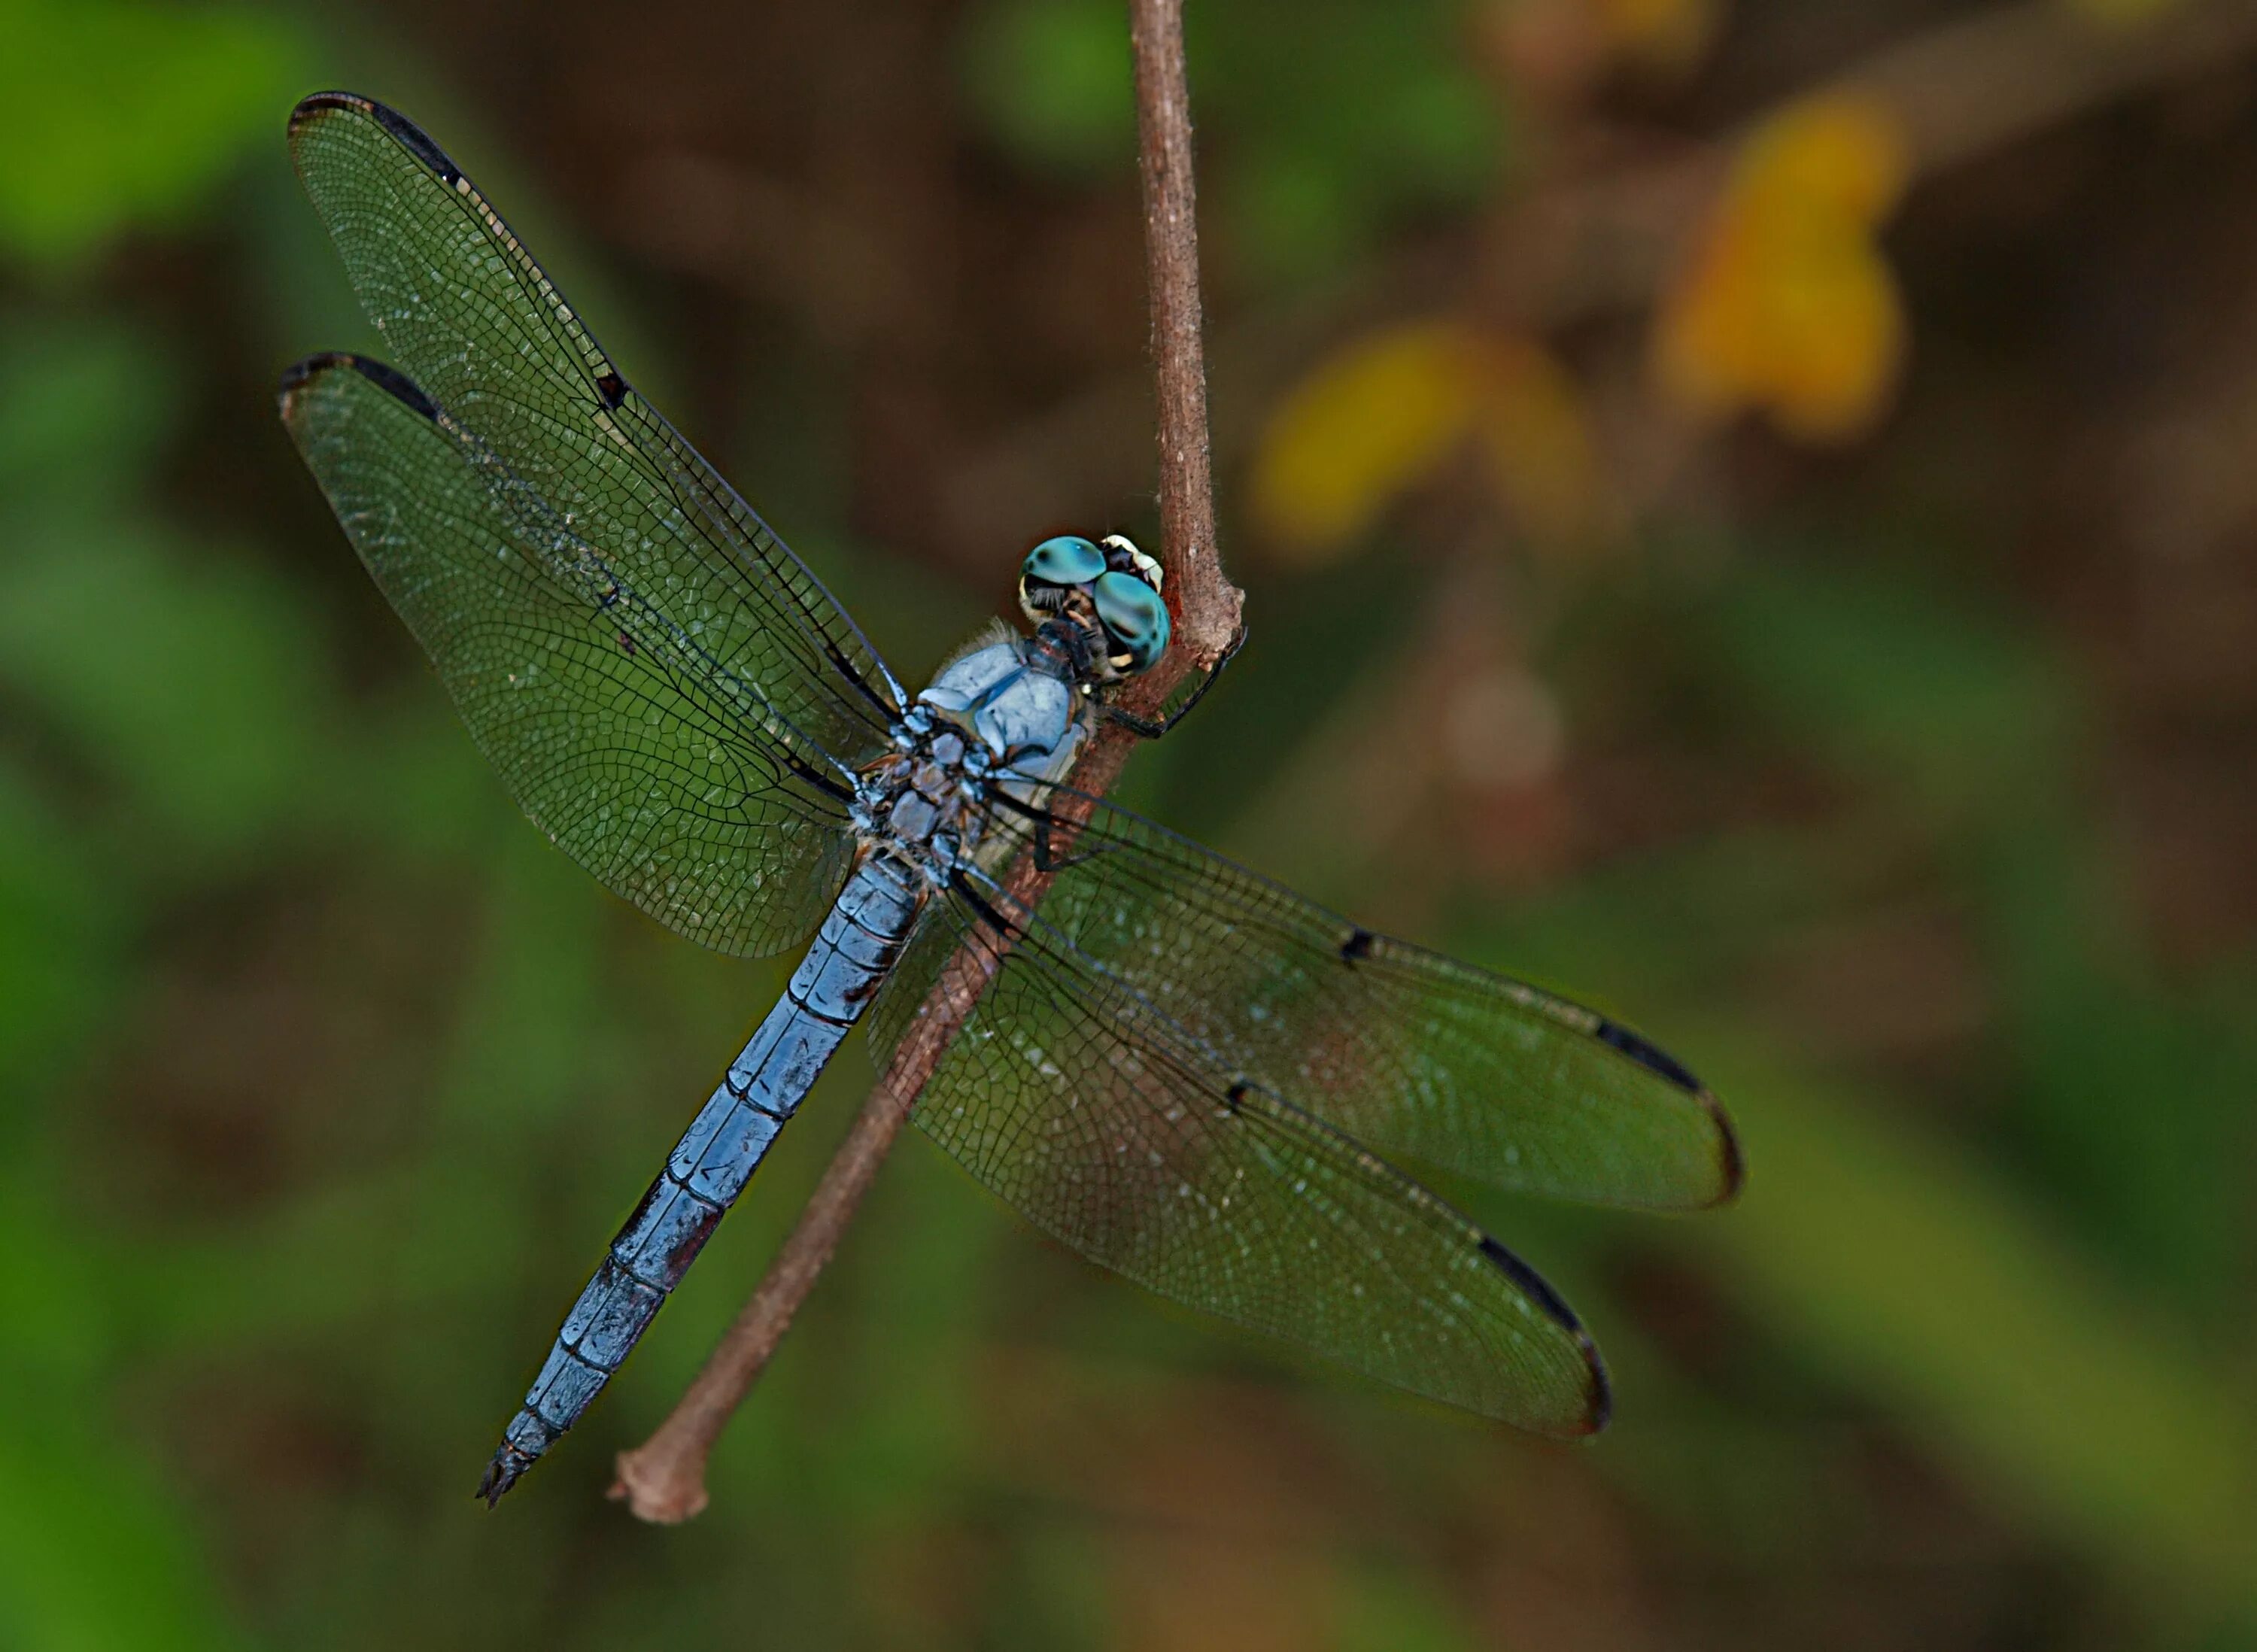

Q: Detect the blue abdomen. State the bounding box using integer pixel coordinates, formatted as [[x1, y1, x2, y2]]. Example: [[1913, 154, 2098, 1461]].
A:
[[478, 854, 924, 1502]]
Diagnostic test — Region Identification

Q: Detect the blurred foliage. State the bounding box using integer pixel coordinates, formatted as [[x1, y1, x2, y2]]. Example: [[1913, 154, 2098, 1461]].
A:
[[0, 0, 305, 267], [2073, 0, 2196, 22], [961, 0, 1504, 281], [5, 0, 2257, 1648], [1592, 0, 1722, 67]]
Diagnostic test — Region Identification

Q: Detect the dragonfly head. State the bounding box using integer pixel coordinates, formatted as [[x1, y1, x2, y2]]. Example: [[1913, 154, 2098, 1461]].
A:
[[1019, 533, 1170, 682]]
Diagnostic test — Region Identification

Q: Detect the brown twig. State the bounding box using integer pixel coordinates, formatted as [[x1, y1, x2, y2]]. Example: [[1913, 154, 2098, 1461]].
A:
[[1127, 0, 1242, 670], [609, 0, 1241, 1523]]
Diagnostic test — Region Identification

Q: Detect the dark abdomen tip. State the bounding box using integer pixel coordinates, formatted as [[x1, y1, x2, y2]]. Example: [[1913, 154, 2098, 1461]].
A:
[[476, 1444, 535, 1508]]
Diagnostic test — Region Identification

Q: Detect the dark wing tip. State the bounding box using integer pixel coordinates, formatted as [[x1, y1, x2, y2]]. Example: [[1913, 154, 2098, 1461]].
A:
[[276, 351, 441, 424], [1703, 1090, 1747, 1205], [275, 349, 345, 408], [1592, 1017, 1745, 1208], [287, 90, 462, 185], [288, 90, 372, 137], [1473, 1233, 1611, 1434], [1581, 1335, 1614, 1435]]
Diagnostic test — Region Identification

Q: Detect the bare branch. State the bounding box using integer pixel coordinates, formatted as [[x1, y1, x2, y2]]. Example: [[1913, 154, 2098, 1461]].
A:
[[1127, 0, 1242, 671], [611, 0, 1242, 1523]]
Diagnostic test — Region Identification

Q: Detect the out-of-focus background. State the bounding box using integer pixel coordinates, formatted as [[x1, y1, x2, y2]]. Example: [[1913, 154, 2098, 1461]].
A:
[[5, 0, 2256, 1645]]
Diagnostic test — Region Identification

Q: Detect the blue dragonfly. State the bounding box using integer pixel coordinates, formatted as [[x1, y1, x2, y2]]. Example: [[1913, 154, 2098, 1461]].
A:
[[277, 92, 1742, 1506]]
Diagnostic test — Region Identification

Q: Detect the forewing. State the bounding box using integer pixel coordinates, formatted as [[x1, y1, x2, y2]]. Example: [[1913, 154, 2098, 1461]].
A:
[[870, 879, 1610, 1435], [281, 351, 856, 956], [999, 794, 1742, 1210], [287, 91, 901, 774]]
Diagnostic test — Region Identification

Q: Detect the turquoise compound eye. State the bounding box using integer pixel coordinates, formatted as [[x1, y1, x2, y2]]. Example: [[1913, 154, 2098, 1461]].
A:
[[1092, 570, 1169, 673], [1022, 536, 1107, 587]]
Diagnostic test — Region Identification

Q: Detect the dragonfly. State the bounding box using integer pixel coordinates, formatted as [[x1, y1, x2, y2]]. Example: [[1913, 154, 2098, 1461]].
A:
[[277, 91, 1742, 1506]]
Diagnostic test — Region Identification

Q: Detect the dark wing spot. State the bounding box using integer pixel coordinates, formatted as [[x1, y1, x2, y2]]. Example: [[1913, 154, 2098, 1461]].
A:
[[594, 370, 627, 408], [1223, 1080, 1248, 1114], [1339, 928, 1375, 966], [617, 630, 638, 655], [1593, 1018, 1703, 1093]]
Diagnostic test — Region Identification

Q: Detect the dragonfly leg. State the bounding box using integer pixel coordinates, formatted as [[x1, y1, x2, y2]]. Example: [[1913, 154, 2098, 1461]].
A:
[[1031, 810, 1124, 874], [1100, 621, 1247, 740]]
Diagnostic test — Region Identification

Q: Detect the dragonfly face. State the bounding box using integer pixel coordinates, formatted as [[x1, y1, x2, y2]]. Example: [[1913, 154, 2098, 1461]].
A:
[[1004, 529, 1171, 721], [275, 90, 1742, 1507], [1018, 532, 1171, 680]]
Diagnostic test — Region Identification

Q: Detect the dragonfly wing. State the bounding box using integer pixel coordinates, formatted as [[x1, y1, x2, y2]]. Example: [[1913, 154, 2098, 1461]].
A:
[[974, 793, 1741, 1211], [869, 875, 1611, 1435], [287, 91, 902, 777], [281, 351, 858, 956]]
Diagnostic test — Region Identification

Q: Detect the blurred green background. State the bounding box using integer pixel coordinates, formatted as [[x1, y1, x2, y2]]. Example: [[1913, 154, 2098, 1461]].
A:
[[5, 0, 2257, 1645]]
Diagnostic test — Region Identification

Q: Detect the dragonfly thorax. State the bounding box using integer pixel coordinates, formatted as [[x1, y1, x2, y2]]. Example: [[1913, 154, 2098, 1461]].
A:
[[913, 638, 1089, 769], [852, 717, 982, 879], [852, 636, 1093, 887]]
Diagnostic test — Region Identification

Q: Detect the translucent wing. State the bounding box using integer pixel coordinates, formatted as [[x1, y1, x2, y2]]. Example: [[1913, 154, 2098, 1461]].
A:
[[287, 91, 903, 778], [281, 351, 857, 955], [974, 793, 1740, 1211], [870, 873, 1611, 1435]]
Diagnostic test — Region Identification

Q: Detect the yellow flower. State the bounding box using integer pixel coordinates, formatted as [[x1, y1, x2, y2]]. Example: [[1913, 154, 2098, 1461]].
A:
[[1655, 92, 1911, 442], [1253, 320, 1597, 561]]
